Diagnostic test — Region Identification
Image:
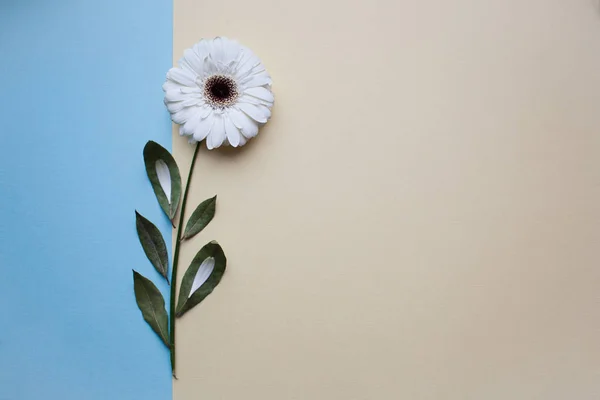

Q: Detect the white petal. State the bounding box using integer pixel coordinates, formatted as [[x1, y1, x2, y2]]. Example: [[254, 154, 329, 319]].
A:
[[165, 101, 183, 115], [166, 98, 201, 114], [180, 87, 202, 95], [210, 37, 225, 63], [203, 55, 218, 76], [224, 114, 242, 147], [238, 134, 247, 146], [155, 159, 171, 203], [171, 106, 196, 125], [163, 80, 180, 92], [216, 37, 242, 66], [193, 40, 210, 60], [179, 57, 199, 78], [235, 48, 261, 78], [237, 102, 268, 124], [181, 112, 201, 135], [189, 257, 215, 298], [229, 108, 259, 138], [239, 94, 272, 109], [164, 90, 189, 103], [241, 70, 272, 87], [166, 68, 197, 87], [242, 75, 272, 89], [207, 114, 226, 149], [244, 87, 274, 104], [193, 113, 215, 142], [199, 106, 212, 119], [239, 95, 273, 108], [238, 63, 265, 82], [223, 38, 241, 59], [183, 48, 204, 75], [258, 104, 272, 120], [180, 98, 202, 107]]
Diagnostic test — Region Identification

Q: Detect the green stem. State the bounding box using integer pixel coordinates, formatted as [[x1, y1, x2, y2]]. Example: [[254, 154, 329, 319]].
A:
[[170, 142, 201, 378]]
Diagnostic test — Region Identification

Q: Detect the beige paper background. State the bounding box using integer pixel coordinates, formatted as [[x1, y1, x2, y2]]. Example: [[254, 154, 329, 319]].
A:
[[172, 1, 600, 398]]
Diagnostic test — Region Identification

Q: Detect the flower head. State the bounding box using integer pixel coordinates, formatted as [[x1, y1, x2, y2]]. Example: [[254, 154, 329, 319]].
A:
[[163, 37, 273, 149]]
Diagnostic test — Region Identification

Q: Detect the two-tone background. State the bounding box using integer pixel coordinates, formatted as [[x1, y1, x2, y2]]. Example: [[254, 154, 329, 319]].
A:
[[1, 1, 599, 399]]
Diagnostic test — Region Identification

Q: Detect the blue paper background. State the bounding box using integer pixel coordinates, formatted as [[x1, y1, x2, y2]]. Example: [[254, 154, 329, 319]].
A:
[[0, 0, 173, 398]]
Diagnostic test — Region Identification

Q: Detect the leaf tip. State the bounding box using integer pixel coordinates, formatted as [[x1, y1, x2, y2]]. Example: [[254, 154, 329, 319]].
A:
[[143, 140, 161, 159], [144, 140, 158, 148]]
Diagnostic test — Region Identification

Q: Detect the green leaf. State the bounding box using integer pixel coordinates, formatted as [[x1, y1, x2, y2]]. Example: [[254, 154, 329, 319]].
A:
[[135, 211, 169, 283], [182, 196, 217, 240], [176, 241, 226, 317], [132, 270, 170, 347], [143, 141, 182, 222]]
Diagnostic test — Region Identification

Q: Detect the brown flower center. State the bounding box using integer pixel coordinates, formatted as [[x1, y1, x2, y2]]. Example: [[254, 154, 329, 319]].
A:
[[204, 75, 238, 107]]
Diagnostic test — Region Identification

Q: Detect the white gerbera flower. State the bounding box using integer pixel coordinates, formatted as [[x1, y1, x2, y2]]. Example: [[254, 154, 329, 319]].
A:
[[163, 37, 273, 149]]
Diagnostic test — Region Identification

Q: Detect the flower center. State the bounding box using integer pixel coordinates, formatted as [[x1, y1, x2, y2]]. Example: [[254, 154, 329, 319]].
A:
[[204, 75, 238, 108]]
